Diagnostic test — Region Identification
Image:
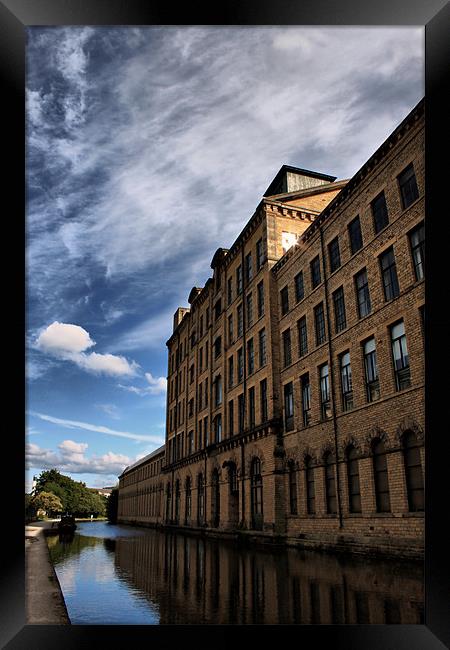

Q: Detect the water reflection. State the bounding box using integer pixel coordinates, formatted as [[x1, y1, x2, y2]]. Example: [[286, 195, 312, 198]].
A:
[[48, 523, 423, 625]]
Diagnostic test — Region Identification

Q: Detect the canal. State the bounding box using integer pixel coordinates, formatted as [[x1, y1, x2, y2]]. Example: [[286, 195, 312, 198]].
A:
[[47, 521, 424, 625]]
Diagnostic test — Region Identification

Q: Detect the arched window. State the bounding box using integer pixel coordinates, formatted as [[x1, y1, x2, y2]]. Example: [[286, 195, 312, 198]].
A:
[[185, 477, 192, 522], [197, 474, 205, 525], [402, 431, 424, 512], [174, 479, 181, 523], [372, 439, 391, 512], [305, 457, 315, 514], [288, 462, 297, 515], [346, 445, 361, 513], [324, 452, 337, 514], [165, 482, 172, 522], [250, 458, 263, 529], [211, 469, 220, 527]]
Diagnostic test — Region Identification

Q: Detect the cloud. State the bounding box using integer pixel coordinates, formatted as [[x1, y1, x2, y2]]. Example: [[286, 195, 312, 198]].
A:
[[26, 439, 135, 477], [95, 403, 121, 420], [30, 411, 164, 443], [35, 321, 138, 377], [118, 371, 167, 397], [36, 321, 95, 354], [26, 27, 423, 333]]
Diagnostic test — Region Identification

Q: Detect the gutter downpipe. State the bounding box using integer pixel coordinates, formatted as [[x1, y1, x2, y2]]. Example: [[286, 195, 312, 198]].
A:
[[319, 225, 343, 529]]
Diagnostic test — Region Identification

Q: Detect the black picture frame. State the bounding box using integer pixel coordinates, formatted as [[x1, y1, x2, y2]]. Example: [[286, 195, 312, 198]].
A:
[[3, 0, 449, 648]]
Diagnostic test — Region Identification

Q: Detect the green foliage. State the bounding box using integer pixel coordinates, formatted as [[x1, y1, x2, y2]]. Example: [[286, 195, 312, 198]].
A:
[[106, 487, 119, 524], [33, 468, 107, 517], [30, 491, 63, 515]]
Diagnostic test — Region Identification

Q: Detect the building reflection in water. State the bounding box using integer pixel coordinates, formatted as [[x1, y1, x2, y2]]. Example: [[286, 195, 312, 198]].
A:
[[114, 529, 423, 625]]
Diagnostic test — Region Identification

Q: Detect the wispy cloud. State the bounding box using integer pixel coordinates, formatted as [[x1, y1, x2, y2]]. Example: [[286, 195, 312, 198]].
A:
[[30, 411, 164, 443], [26, 27, 423, 334], [118, 371, 167, 397]]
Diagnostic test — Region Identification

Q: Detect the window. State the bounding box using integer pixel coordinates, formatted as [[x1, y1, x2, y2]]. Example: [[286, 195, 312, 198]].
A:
[[355, 268, 371, 318], [305, 457, 315, 514], [402, 431, 424, 512], [346, 446, 361, 513], [228, 400, 234, 436], [328, 237, 341, 273], [280, 286, 289, 315], [250, 458, 263, 527], [228, 356, 234, 389], [237, 348, 244, 382], [324, 452, 337, 514], [188, 398, 194, 417], [246, 292, 253, 326], [289, 463, 298, 515], [257, 281, 264, 317], [245, 252, 253, 283], [214, 299, 222, 321], [237, 303, 243, 337], [310, 255, 321, 288], [238, 394, 245, 433], [259, 328, 267, 366], [206, 307, 210, 327], [228, 314, 234, 345], [314, 302, 326, 346], [295, 271, 304, 303], [298, 316, 308, 357], [198, 419, 203, 449], [283, 328, 292, 367], [247, 338, 255, 374], [205, 345, 209, 368], [284, 382, 294, 431], [371, 191, 389, 233], [185, 477, 192, 521], [256, 238, 264, 270], [190, 331, 196, 350], [213, 414, 222, 443], [363, 337, 380, 402], [319, 363, 331, 420], [379, 247, 400, 301], [197, 474, 205, 524], [188, 430, 194, 455], [248, 387, 255, 428], [236, 265, 243, 295], [189, 364, 195, 384], [398, 162, 419, 209], [332, 286, 346, 333], [214, 336, 222, 359], [214, 375, 222, 406], [340, 351, 353, 411], [198, 382, 202, 411], [199, 347, 203, 372], [409, 222, 425, 281], [260, 379, 268, 422], [211, 469, 220, 527], [348, 216, 363, 254], [204, 416, 208, 445], [227, 277, 233, 306], [204, 379, 208, 407], [301, 373, 311, 426], [372, 439, 391, 513], [199, 315, 203, 338], [390, 320, 410, 390]]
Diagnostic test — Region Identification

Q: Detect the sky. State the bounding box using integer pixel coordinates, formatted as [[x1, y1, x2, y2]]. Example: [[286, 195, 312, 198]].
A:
[[25, 26, 424, 491]]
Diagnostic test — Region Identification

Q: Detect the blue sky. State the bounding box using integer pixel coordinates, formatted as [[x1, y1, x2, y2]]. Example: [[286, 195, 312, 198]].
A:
[[25, 26, 424, 491]]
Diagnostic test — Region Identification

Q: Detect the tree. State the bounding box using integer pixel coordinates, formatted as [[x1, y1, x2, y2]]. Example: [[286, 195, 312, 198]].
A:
[[107, 487, 119, 524], [33, 469, 107, 517], [30, 491, 63, 516]]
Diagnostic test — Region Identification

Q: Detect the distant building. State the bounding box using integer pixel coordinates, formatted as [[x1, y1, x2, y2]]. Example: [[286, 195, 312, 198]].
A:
[[89, 487, 114, 498], [118, 99, 424, 557]]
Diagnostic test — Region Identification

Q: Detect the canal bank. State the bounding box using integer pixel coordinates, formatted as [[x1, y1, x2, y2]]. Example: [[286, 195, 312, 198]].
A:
[[25, 520, 70, 624]]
